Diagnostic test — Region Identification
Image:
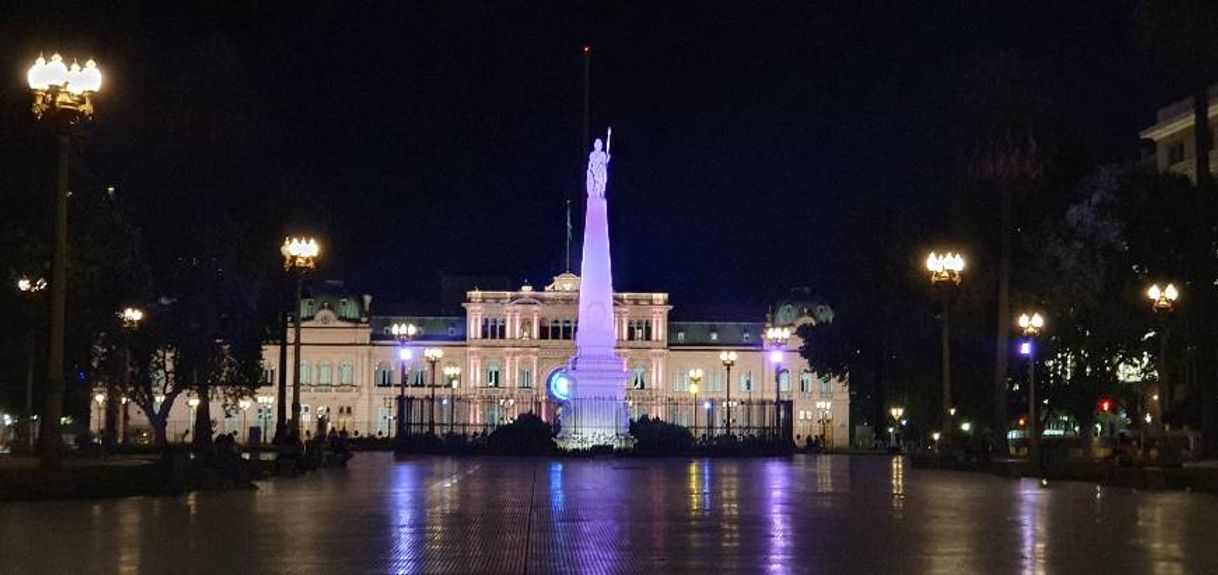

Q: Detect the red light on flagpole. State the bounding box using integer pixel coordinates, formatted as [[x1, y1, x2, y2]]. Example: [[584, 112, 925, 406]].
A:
[[583, 45, 591, 54]]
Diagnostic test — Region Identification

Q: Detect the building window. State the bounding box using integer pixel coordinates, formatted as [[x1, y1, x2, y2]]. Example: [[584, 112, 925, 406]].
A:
[[676, 331, 685, 343], [673, 372, 689, 392], [710, 331, 718, 342], [778, 368, 791, 392], [261, 367, 275, 387], [519, 369, 533, 389], [487, 361, 501, 388], [413, 370, 425, 387], [799, 369, 812, 393], [740, 371, 753, 392], [448, 326, 457, 337], [820, 375, 832, 395], [709, 372, 724, 393], [375, 362, 393, 387], [318, 361, 333, 386], [299, 362, 312, 385], [339, 361, 354, 386], [627, 319, 652, 341], [743, 332, 751, 342], [1169, 141, 1186, 165], [631, 363, 648, 389], [481, 317, 507, 339]]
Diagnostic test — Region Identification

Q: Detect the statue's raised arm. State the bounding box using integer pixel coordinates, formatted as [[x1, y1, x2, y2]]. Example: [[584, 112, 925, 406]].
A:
[[586, 129, 611, 198]]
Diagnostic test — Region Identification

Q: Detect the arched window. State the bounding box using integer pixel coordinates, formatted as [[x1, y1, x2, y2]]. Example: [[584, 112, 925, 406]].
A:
[[486, 360, 501, 388], [375, 361, 393, 387], [299, 362, 312, 385], [820, 375, 832, 395], [318, 361, 333, 386], [339, 361, 354, 386], [672, 371, 689, 392], [632, 362, 647, 390], [799, 369, 813, 393], [778, 368, 791, 392]]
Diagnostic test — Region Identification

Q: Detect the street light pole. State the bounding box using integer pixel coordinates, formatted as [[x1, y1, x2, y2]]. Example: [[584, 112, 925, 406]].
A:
[[1148, 283, 1179, 423], [28, 54, 103, 465], [444, 366, 461, 435], [118, 307, 144, 446], [424, 348, 444, 436], [689, 368, 703, 439], [765, 326, 791, 440], [720, 351, 737, 437], [281, 237, 320, 439], [392, 323, 417, 438], [926, 251, 965, 447], [16, 278, 46, 454], [1017, 311, 1045, 470]]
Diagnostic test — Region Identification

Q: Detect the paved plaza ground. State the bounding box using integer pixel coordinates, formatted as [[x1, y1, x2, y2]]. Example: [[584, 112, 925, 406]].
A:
[[3, 453, 1218, 573]]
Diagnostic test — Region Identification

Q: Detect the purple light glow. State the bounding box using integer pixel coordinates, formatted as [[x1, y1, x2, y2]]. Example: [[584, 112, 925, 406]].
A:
[[1019, 341, 1032, 356], [769, 350, 783, 363], [398, 347, 413, 361]]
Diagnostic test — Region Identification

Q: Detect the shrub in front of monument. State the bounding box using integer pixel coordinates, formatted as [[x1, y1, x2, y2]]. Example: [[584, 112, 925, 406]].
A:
[[629, 416, 694, 456], [487, 413, 557, 455]]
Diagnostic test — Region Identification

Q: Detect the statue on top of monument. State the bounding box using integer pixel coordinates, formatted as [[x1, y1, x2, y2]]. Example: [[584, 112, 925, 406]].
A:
[[586, 128, 611, 198]]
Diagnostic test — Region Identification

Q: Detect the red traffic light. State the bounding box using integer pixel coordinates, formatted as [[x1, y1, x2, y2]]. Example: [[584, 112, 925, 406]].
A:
[[1098, 398, 1112, 413]]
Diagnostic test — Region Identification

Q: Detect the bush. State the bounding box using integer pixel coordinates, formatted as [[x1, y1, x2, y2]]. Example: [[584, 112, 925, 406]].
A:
[[630, 416, 694, 455], [487, 413, 557, 455]]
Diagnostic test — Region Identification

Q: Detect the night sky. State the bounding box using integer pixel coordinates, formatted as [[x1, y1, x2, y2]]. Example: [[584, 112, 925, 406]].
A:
[[0, 2, 1179, 313]]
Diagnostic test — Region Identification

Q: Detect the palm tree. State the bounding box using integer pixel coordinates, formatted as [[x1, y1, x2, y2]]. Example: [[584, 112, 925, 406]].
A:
[[963, 55, 1048, 452]]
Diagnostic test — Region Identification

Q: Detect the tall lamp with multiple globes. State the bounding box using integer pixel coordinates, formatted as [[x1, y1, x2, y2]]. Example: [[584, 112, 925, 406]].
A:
[[392, 322, 417, 437], [16, 277, 47, 453], [444, 365, 462, 435], [118, 307, 145, 445], [1147, 283, 1179, 421], [28, 53, 103, 463], [424, 348, 444, 436], [719, 351, 737, 437], [889, 405, 905, 448], [281, 237, 320, 438], [1017, 311, 1045, 469], [926, 251, 964, 445], [688, 368, 703, 437], [765, 326, 791, 439]]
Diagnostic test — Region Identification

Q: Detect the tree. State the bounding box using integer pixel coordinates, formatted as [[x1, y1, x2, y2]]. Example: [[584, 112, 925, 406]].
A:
[[962, 54, 1050, 449]]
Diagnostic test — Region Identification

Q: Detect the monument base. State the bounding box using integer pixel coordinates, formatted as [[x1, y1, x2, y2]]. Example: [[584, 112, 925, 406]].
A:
[[559, 353, 629, 447]]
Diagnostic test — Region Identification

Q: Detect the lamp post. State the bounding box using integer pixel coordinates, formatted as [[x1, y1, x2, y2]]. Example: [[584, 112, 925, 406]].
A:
[[237, 399, 252, 442], [424, 348, 444, 436], [117, 307, 144, 446], [926, 251, 964, 445], [188, 397, 200, 439], [888, 406, 905, 448], [28, 54, 103, 464], [16, 277, 46, 453], [93, 392, 106, 436], [719, 351, 737, 437], [765, 326, 791, 439], [816, 400, 832, 445], [1147, 283, 1179, 422], [281, 237, 320, 439], [444, 365, 461, 435], [689, 368, 703, 438], [1017, 311, 1045, 469], [392, 322, 417, 437]]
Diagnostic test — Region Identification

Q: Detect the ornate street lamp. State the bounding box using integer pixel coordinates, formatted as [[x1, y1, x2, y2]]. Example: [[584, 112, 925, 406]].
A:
[[1147, 283, 1179, 416], [719, 351, 737, 437], [16, 277, 46, 453], [392, 322, 417, 437], [816, 400, 832, 445], [765, 326, 791, 438], [444, 365, 461, 435], [888, 405, 904, 449], [280, 237, 320, 438], [116, 307, 145, 445], [256, 395, 274, 443], [28, 54, 103, 464], [93, 392, 106, 435], [688, 368, 703, 437], [424, 348, 444, 436], [238, 399, 252, 442], [926, 251, 965, 443], [1017, 311, 1045, 469]]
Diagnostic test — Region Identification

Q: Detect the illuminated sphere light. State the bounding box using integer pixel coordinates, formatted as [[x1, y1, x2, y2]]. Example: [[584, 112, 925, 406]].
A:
[[398, 347, 413, 361], [1019, 341, 1033, 356], [547, 370, 572, 402], [769, 350, 784, 363]]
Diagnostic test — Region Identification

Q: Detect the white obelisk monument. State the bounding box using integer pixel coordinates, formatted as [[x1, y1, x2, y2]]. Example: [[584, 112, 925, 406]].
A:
[[565, 129, 628, 445]]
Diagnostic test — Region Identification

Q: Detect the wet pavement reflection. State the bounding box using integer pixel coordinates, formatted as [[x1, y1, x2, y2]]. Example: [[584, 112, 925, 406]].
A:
[[3, 454, 1218, 573]]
